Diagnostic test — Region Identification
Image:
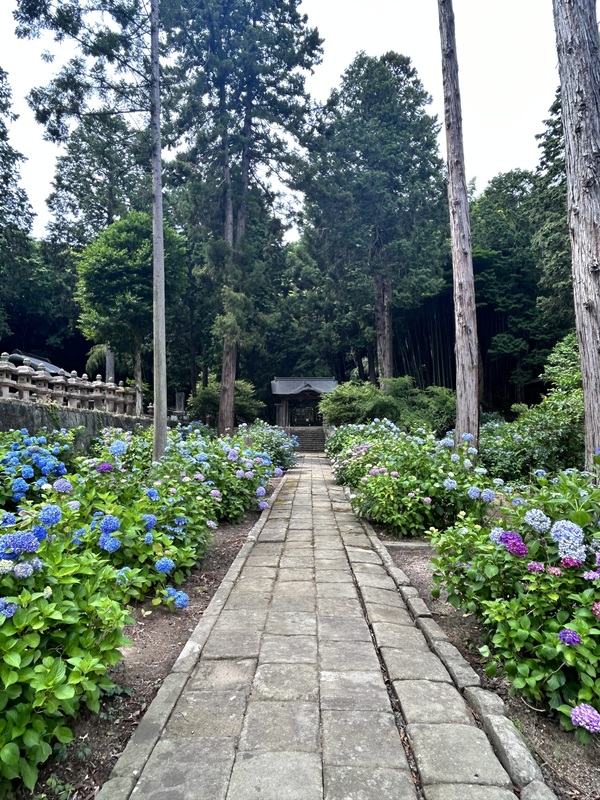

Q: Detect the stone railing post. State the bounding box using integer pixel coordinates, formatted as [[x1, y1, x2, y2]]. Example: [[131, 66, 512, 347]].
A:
[[66, 370, 81, 409], [31, 365, 51, 404], [91, 374, 106, 410], [124, 386, 136, 416], [0, 352, 17, 398], [16, 358, 35, 401], [115, 381, 126, 414], [50, 370, 67, 406]]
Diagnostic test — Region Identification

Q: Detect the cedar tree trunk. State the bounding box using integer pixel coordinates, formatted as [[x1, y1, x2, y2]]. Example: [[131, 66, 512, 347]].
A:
[[374, 272, 394, 385], [438, 0, 480, 445], [553, 0, 600, 466]]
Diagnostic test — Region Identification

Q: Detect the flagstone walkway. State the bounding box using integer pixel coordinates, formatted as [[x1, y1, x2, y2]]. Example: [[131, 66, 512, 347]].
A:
[[97, 455, 556, 800]]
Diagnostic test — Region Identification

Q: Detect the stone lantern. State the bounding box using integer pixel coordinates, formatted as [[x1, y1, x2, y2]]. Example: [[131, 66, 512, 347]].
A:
[[91, 375, 106, 410], [0, 353, 17, 398], [16, 358, 35, 401], [66, 370, 81, 409], [115, 381, 126, 414], [50, 369, 68, 406], [31, 364, 51, 404]]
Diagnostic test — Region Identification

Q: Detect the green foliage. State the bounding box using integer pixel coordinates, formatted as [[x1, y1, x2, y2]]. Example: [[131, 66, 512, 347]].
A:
[[319, 378, 455, 435], [187, 378, 265, 424], [478, 335, 584, 480]]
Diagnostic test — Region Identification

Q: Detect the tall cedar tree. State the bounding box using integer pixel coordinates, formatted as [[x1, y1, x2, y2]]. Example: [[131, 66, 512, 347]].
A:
[[552, 0, 600, 466], [438, 0, 480, 445], [300, 52, 446, 385], [166, 0, 322, 434]]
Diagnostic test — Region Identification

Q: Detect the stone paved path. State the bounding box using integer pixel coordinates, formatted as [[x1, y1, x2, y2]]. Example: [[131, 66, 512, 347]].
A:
[[97, 455, 556, 800]]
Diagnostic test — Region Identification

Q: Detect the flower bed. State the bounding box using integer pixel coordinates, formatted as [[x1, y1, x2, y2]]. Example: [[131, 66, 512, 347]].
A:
[[327, 420, 600, 741], [0, 421, 296, 792]]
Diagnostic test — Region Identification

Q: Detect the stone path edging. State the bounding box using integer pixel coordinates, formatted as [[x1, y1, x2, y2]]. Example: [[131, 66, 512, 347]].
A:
[[354, 512, 553, 799], [96, 475, 289, 800]]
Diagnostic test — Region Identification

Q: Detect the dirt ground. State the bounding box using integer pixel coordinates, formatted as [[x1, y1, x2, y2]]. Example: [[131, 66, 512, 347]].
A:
[[385, 538, 600, 800], [22, 510, 260, 800]]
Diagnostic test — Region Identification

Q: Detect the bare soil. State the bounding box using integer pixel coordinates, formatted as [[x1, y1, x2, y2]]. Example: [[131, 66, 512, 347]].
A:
[[22, 509, 261, 800], [383, 536, 600, 800]]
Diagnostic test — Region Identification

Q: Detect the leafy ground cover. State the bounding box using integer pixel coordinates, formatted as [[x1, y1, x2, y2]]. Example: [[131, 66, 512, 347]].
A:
[[0, 421, 296, 796], [327, 419, 600, 743]]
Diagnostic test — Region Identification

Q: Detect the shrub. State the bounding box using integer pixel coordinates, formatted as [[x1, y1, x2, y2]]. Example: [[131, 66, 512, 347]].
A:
[[430, 467, 600, 738], [186, 378, 265, 424]]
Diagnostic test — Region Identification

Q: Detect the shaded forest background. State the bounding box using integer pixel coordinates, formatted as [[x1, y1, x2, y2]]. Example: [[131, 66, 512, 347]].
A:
[[0, 0, 573, 420]]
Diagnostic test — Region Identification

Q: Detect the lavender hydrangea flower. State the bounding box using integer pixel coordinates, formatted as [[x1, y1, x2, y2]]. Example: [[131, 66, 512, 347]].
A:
[[207, 520, 217, 529], [227, 449, 239, 461], [571, 703, 600, 733], [583, 570, 600, 580], [67, 500, 81, 511], [53, 478, 73, 493], [558, 628, 581, 646], [274, 467, 283, 477], [443, 478, 457, 490], [259, 501, 268, 510], [524, 509, 551, 534], [592, 602, 600, 620], [256, 486, 266, 497], [235, 469, 245, 478], [13, 562, 34, 579]]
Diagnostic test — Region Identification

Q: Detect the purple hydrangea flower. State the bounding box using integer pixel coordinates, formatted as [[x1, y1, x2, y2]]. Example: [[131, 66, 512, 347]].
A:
[[558, 628, 581, 646], [561, 556, 582, 569], [571, 704, 600, 733], [96, 462, 114, 473], [583, 570, 600, 581], [592, 602, 600, 620], [235, 469, 245, 478], [507, 539, 528, 557], [274, 468, 283, 477], [548, 566, 563, 576], [210, 489, 221, 497], [527, 561, 545, 573], [227, 449, 239, 461], [207, 520, 217, 529]]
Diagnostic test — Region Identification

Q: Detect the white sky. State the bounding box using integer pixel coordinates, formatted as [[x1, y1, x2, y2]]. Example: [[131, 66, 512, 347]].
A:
[[1, 0, 561, 238]]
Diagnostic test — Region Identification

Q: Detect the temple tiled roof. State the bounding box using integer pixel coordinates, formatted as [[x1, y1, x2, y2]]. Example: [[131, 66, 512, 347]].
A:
[[271, 377, 338, 396]]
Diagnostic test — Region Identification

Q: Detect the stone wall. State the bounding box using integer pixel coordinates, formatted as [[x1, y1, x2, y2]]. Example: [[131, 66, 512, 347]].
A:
[[0, 397, 151, 451]]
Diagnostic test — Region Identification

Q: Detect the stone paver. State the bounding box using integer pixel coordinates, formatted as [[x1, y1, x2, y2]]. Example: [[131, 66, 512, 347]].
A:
[[101, 453, 558, 800]]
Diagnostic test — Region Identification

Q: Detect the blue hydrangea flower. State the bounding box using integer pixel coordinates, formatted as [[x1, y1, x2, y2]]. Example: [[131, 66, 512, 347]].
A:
[[259, 501, 268, 510], [174, 517, 187, 527], [550, 520, 586, 561], [461, 433, 474, 442], [116, 567, 133, 585], [144, 488, 160, 501], [524, 509, 551, 534], [256, 486, 266, 497], [39, 505, 62, 527], [142, 514, 157, 530], [99, 534, 121, 553], [235, 469, 245, 478], [72, 528, 86, 546], [440, 438, 454, 448], [21, 465, 34, 479], [100, 515, 121, 535], [174, 591, 189, 609], [481, 488, 495, 503], [67, 500, 81, 511], [274, 467, 283, 477], [165, 587, 177, 598], [144, 532, 153, 544], [195, 453, 208, 462], [443, 478, 457, 490], [32, 525, 47, 542], [492, 478, 505, 487], [534, 469, 547, 477], [489, 527, 504, 545], [450, 454, 460, 463], [0, 532, 40, 556], [109, 440, 128, 457], [12, 478, 29, 495], [1, 513, 16, 527], [0, 600, 18, 618], [467, 486, 481, 500], [156, 557, 175, 574], [467, 447, 478, 455]]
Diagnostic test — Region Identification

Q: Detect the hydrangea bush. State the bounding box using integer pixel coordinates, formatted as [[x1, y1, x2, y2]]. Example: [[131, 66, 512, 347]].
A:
[[429, 467, 600, 739], [0, 421, 295, 792], [327, 420, 500, 535]]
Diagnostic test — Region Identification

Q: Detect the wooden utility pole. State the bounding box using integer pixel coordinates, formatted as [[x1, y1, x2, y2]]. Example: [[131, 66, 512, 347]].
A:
[[150, 0, 167, 459], [553, 0, 600, 467], [437, 0, 480, 445]]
